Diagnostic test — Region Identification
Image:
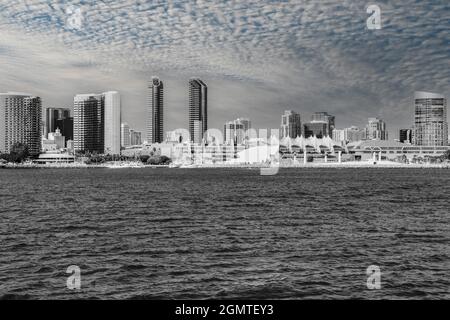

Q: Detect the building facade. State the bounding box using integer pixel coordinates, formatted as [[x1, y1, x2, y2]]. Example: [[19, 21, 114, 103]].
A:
[[399, 129, 413, 144], [130, 130, 142, 146], [103, 91, 121, 155], [281, 110, 301, 138], [55, 117, 73, 143], [304, 122, 329, 138], [333, 126, 367, 143], [73, 94, 104, 153], [0, 92, 42, 155], [189, 78, 208, 143], [304, 112, 335, 138], [366, 117, 388, 140], [224, 118, 251, 145], [45, 108, 71, 138], [121, 123, 131, 148], [42, 128, 66, 152], [414, 91, 448, 146], [147, 77, 164, 143]]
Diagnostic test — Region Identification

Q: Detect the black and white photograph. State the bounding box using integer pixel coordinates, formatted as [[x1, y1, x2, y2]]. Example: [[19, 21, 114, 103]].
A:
[[0, 0, 449, 312]]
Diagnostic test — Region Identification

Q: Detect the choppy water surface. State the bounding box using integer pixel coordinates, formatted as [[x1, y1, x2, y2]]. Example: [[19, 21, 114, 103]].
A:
[[0, 168, 449, 299]]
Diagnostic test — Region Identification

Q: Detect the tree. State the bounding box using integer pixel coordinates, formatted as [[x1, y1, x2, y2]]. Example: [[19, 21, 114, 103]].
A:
[[442, 150, 450, 161], [9, 143, 30, 163], [147, 155, 171, 165], [160, 155, 171, 164], [147, 156, 161, 165]]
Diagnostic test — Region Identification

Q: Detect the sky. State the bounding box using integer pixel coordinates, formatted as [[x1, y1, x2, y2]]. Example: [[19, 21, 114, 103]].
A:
[[0, 0, 449, 140]]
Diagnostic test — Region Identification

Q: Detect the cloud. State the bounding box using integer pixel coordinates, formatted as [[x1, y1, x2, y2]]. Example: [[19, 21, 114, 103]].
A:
[[0, 0, 449, 138]]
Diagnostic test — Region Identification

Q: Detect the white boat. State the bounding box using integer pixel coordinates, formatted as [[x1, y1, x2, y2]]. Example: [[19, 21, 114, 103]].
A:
[[179, 164, 198, 168], [105, 162, 144, 169]]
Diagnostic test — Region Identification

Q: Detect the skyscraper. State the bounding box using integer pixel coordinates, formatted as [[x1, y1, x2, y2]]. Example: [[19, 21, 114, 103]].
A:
[[130, 130, 142, 146], [147, 77, 164, 143], [366, 117, 388, 140], [55, 117, 73, 143], [121, 123, 130, 148], [103, 91, 121, 155], [45, 108, 71, 137], [414, 91, 448, 146], [303, 112, 335, 138], [333, 126, 367, 143], [73, 94, 104, 153], [224, 118, 251, 145], [0, 92, 42, 155], [189, 78, 207, 143], [281, 110, 302, 138], [399, 129, 413, 144], [303, 122, 329, 138], [311, 112, 335, 134]]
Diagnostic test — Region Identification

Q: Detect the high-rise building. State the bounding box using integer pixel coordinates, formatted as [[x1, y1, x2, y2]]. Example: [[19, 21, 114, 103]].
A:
[[281, 110, 302, 138], [399, 129, 413, 144], [189, 78, 208, 143], [366, 117, 388, 140], [130, 130, 142, 146], [43, 128, 66, 151], [121, 123, 130, 148], [311, 112, 335, 133], [147, 77, 164, 143], [55, 117, 73, 143], [224, 118, 251, 145], [303, 122, 329, 138], [73, 94, 104, 154], [333, 126, 367, 143], [414, 91, 448, 146], [0, 92, 42, 155], [45, 108, 70, 137], [103, 91, 121, 155]]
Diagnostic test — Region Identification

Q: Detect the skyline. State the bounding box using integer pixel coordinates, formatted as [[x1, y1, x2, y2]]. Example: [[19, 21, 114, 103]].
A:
[[0, 1, 449, 140], [1, 88, 447, 145]]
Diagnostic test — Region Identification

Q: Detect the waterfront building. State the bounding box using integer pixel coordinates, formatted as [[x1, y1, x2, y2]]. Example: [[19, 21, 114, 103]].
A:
[[166, 129, 191, 144], [224, 118, 251, 145], [281, 110, 302, 139], [399, 129, 413, 144], [332, 128, 345, 143], [304, 122, 329, 138], [366, 117, 388, 140], [46, 128, 65, 150], [304, 112, 335, 138], [0, 92, 42, 155], [121, 123, 130, 147], [333, 126, 367, 143], [348, 139, 450, 161], [55, 117, 73, 143], [73, 93, 104, 153], [312, 112, 335, 132], [279, 135, 346, 155], [66, 140, 74, 152], [189, 78, 208, 143], [45, 108, 70, 138], [34, 152, 75, 164], [414, 91, 448, 146], [130, 130, 142, 146], [147, 77, 164, 143], [103, 91, 121, 155]]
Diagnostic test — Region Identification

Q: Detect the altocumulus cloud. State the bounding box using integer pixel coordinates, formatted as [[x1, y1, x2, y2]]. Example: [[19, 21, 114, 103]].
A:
[[0, 0, 449, 136]]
